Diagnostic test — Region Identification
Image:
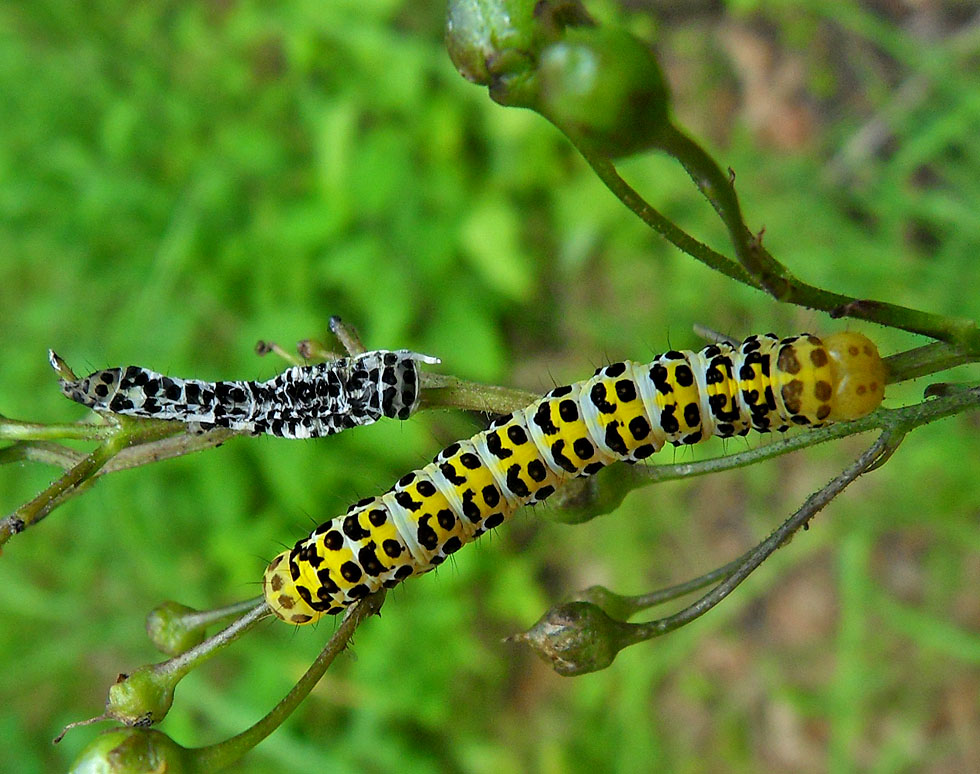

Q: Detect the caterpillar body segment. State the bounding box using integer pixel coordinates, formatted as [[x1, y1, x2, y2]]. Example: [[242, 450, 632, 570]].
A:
[[51, 349, 440, 439], [264, 332, 886, 624]]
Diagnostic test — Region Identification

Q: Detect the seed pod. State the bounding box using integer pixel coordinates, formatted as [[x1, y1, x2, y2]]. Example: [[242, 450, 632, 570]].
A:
[[513, 601, 625, 676], [445, 0, 593, 107], [105, 665, 181, 727], [146, 602, 208, 657], [68, 728, 192, 774], [538, 26, 672, 157]]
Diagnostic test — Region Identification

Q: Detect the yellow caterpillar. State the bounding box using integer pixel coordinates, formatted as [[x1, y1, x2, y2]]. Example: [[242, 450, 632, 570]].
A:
[[264, 332, 886, 624]]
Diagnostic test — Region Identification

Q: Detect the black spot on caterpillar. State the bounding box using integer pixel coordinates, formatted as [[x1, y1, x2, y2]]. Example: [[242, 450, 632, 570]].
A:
[[50, 349, 440, 438], [263, 332, 886, 624]]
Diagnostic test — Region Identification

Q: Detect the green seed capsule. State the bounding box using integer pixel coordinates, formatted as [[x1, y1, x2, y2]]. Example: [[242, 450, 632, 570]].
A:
[[68, 728, 192, 774], [106, 665, 180, 726], [515, 601, 624, 676], [445, 0, 593, 106], [146, 601, 208, 657], [538, 27, 672, 156]]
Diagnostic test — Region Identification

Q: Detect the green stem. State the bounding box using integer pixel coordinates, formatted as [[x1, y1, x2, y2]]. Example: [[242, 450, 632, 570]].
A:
[[0, 438, 120, 544], [189, 592, 385, 773], [570, 549, 751, 620], [0, 440, 84, 469], [153, 601, 268, 689], [585, 385, 979, 515], [102, 428, 237, 472], [558, 385, 980, 655], [657, 123, 791, 295], [420, 373, 539, 414], [0, 418, 118, 442], [571, 137, 757, 287], [883, 342, 975, 382], [171, 598, 269, 635], [0, 421, 180, 546], [625, 431, 893, 643], [574, 136, 980, 352]]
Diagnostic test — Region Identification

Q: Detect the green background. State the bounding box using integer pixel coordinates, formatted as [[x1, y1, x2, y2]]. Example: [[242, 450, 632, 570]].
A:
[[2, 1, 978, 771]]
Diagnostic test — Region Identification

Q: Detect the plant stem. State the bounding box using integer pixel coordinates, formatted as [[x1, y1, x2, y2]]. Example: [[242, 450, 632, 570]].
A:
[[153, 600, 268, 689], [0, 441, 84, 469], [574, 138, 980, 352], [569, 384, 979, 520], [550, 384, 980, 654], [570, 550, 751, 620], [571, 138, 757, 287], [169, 598, 269, 635], [189, 592, 385, 773], [0, 421, 181, 545], [883, 342, 975, 382], [0, 418, 118, 442], [420, 373, 539, 414], [657, 123, 791, 295], [626, 432, 893, 642]]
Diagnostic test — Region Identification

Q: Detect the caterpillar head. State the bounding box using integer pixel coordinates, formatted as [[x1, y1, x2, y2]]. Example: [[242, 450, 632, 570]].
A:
[[48, 351, 122, 408], [263, 551, 322, 625], [823, 332, 887, 421]]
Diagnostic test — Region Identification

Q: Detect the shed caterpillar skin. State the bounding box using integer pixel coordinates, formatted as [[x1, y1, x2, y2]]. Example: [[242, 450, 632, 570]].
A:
[[51, 349, 440, 439], [263, 332, 886, 624]]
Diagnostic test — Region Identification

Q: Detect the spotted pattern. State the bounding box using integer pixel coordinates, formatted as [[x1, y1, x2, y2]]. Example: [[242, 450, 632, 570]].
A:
[[52, 349, 440, 438], [264, 332, 886, 624]]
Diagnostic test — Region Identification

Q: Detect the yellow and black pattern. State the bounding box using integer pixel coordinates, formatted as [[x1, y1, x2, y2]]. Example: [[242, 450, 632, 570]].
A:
[[264, 332, 886, 624]]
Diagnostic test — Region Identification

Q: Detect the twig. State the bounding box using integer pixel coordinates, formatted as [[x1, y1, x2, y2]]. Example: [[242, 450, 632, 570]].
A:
[[575, 143, 980, 352], [190, 592, 385, 771], [627, 432, 892, 640]]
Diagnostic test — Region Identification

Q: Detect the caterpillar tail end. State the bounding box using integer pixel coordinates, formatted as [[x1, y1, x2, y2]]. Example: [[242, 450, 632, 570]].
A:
[[823, 332, 887, 421], [263, 551, 322, 626]]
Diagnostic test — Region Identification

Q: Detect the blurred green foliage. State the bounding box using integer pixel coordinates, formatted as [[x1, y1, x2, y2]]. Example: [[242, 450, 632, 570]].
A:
[[1, 1, 979, 772]]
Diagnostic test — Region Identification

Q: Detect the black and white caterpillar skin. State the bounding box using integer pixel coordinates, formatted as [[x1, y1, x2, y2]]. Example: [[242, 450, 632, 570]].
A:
[[51, 349, 440, 438], [264, 332, 887, 624]]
